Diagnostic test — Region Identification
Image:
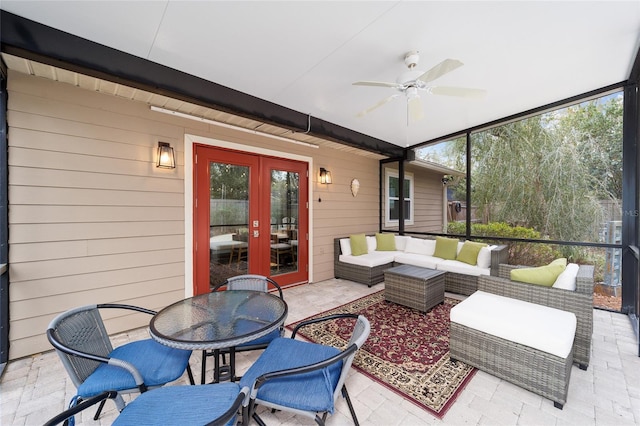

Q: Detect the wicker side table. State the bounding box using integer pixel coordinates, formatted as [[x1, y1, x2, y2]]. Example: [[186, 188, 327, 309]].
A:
[[384, 264, 446, 312]]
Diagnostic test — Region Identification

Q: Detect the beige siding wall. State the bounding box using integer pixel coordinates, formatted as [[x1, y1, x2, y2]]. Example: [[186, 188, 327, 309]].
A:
[[381, 162, 444, 234], [407, 164, 446, 233], [6, 71, 380, 359]]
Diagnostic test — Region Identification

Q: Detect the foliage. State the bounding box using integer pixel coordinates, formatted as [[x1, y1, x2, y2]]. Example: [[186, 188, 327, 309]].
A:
[[447, 222, 561, 266], [552, 97, 623, 199], [469, 112, 608, 243], [434, 95, 622, 247]]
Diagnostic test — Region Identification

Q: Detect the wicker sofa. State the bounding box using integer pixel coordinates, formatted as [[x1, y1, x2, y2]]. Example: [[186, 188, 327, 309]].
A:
[[476, 263, 595, 370], [333, 236, 508, 295]]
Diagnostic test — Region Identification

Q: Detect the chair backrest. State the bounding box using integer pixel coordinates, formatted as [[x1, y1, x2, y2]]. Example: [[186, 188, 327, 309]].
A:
[[44, 386, 249, 426], [250, 314, 370, 415], [47, 305, 113, 387], [332, 315, 370, 403], [217, 274, 284, 300]]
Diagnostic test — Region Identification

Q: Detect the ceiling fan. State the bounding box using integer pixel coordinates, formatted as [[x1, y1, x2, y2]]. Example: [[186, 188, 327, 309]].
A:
[[353, 51, 486, 123]]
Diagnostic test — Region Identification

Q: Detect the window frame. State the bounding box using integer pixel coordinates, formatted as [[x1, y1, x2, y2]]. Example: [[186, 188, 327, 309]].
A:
[[385, 169, 414, 227]]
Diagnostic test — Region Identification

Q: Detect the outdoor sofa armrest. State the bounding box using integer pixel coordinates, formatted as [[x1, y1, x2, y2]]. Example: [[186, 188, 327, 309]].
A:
[[489, 245, 508, 276]]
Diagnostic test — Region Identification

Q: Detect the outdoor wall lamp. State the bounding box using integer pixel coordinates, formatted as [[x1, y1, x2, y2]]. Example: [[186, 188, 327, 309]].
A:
[[156, 142, 176, 169], [319, 168, 332, 184]]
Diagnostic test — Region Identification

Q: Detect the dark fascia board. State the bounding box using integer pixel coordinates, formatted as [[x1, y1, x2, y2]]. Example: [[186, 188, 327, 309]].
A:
[[0, 10, 404, 158]]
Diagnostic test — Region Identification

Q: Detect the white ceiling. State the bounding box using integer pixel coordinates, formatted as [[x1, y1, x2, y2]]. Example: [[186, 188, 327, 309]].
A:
[[2, 1, 639, 148]]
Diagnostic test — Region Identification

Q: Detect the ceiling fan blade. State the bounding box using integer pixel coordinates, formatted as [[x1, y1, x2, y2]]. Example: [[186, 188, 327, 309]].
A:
[[429, 86, 487, 98], [417, 59, 464, 84], [356, 94, 401, 117], [352, 80, 401, 88], [407, 96, 424, 123]]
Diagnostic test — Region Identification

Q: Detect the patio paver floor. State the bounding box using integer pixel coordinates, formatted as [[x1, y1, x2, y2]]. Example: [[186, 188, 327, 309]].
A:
[[1, 278, 639, 425]]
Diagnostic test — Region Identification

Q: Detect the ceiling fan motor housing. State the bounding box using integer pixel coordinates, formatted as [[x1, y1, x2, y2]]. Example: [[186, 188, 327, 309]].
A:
[[404, 51, 420, 69], [397, 70, 426, 87]]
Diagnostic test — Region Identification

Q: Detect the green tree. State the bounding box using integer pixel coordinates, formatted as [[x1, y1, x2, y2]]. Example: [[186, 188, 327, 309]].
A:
[[553, 96, 623, 199], [469, 113, 605, 245]]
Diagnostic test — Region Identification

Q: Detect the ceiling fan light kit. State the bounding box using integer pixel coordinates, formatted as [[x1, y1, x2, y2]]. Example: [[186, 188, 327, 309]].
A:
[[353, 51, 486, 124]]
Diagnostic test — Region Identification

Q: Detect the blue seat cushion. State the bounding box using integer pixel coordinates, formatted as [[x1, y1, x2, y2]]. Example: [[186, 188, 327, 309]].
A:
[[113, 383, 241, 426], [239, 337, 342, 414], [77, 339, 191, 397]]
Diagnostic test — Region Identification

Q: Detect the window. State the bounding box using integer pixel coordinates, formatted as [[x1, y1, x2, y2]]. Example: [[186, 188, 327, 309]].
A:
[[385, 169, 414, 226]]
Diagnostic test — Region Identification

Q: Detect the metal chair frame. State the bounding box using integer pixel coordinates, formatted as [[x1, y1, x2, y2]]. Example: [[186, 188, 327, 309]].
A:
[[47, 303, 195, 420], [244, 313, 371, 426], [203, 275, 285, 383]]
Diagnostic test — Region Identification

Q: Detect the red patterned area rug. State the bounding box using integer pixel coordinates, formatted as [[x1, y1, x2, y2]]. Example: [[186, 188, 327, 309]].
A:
[[287, 290, 476, 419]]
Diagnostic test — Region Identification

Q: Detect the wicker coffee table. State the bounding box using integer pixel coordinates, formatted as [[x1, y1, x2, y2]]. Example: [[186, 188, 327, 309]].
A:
[[384, 264, 446, 312]]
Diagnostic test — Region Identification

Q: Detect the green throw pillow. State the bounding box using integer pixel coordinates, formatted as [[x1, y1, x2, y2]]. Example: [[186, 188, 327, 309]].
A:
[[349, 233, 368, 256], [456, 241, 487, 265], [433, 236, 459, 260], [510, 258, 567, 287], [549, 258, 568, 268], [375, 233, 396, 251]]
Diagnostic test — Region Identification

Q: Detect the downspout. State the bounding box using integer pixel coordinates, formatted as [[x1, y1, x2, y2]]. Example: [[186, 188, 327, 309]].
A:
[[443, 180, 448, 233], [0, 58, 8, 373]]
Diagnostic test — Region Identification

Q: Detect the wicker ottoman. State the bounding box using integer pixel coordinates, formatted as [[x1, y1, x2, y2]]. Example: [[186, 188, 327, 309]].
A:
[[450, 291, 576, 409], [384, 265, 445, 312]]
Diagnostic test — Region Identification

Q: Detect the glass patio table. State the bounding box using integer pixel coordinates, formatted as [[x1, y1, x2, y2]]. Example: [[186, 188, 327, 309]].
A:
[[149, 290, 288, 384]]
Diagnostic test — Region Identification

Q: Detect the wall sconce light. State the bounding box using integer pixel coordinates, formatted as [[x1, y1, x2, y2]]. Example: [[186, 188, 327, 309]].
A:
[[441, 175, 455, 186], [319, 168, 332, 184], [156, 142, 176, 169]]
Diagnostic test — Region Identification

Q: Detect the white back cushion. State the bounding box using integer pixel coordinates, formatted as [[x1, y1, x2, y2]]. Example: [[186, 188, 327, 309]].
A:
[[366, 236, 377, 253], [404, 238, 427, 255], [394, 235, 412, 251], [339, 238, 351, 256], [423, 239, 436, 256], [476, 245, 495, 269], [552, 263, 580, 291]]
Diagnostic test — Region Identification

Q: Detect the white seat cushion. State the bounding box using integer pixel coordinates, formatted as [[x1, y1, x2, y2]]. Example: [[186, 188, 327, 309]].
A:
[[393, 253, 442, 269], [339, 251, 397, 267], [450, 291, 576, 359], [436, 260, 490, 276]]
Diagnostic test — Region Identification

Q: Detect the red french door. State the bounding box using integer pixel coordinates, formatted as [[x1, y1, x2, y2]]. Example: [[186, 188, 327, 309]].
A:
[[193, 144, 308, 295]]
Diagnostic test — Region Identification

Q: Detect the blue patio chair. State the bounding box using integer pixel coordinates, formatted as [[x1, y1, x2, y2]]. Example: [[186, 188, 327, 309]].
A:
[[239, 313, 371, 426], [43, 383, 248, 426], [204, 274, 285, 383], [46, 304, 195, 421]]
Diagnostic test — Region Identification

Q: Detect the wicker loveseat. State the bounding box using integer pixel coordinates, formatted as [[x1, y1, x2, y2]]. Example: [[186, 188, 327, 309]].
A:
[[476, 263, 595, 370], [333, 236, 508, 295]]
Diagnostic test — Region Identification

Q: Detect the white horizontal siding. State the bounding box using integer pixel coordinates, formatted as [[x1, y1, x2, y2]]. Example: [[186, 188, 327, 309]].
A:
[[5, 69, 400, 360], [11, 263, 185, 301], [9, 166, 184, 193], [7, 71, 186, 359]]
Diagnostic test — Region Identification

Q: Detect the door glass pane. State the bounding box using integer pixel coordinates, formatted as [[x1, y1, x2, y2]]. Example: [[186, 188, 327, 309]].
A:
[[209, 162, 249, 288], [270, 170, 299, 275]]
